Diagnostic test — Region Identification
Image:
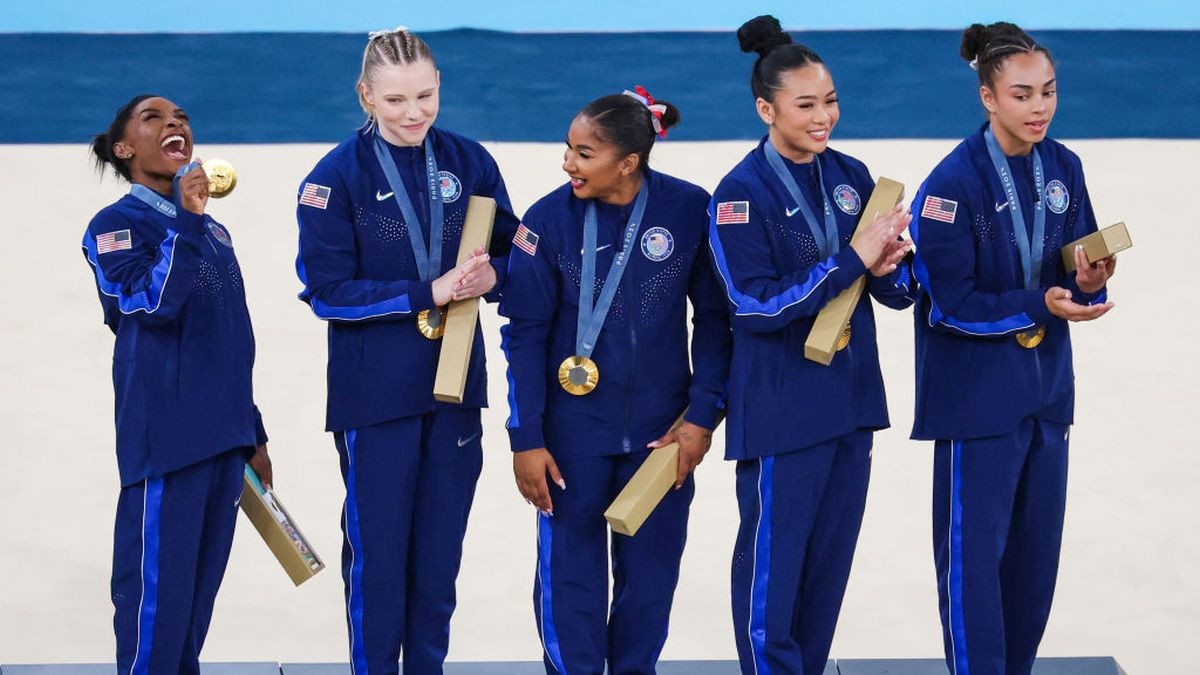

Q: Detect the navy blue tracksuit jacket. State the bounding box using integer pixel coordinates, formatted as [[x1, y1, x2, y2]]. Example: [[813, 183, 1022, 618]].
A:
[[709, 138, 916, 460], [296, 127, 519, 432], [500, 168, 730, 456], [910, 124, 1110, 675]]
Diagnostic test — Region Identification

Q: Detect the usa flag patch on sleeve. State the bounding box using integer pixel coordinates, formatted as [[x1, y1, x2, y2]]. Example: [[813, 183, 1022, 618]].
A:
[[514, 223, 539, 256], [299, 182, 331, 209], [921, 195, 958, 224], [96, 229, 132, 254], [715, 200, 750, 225]]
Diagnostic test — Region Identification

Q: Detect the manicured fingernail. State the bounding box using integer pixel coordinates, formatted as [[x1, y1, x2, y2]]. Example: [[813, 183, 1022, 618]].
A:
[[556, 479, 567, 490]]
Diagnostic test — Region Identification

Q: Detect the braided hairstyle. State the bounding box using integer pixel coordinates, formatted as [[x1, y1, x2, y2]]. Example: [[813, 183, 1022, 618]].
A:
[[961, 22, 1054, 88], [577, 93, 680, 171], [357, 27, 436, 120]]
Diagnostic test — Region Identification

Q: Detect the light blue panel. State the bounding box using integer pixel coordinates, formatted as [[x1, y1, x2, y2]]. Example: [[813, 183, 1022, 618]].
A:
[[282, 665, 349, 675], [3, 0, 1199, 31], [1, 665, 279, 675], [837, 657, 1126, 674], [284, 664, 545, 674], [200, 663, 281, 675], [1, 666, 115, 675], [1032, 657, 1126, 675], [836, 659, 949, 674]]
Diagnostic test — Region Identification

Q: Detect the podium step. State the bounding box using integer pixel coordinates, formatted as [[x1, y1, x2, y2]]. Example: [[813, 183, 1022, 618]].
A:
[[0, 657, 1124, 674]]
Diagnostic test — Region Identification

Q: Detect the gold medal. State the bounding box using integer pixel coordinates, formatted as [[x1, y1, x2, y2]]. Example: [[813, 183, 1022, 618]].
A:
[[836, 324, 852, 351], [558, 355, 599, 395], [203, 158, 237, 198], [1014, 325, 1046, 349], [417, 307, 447, 340]]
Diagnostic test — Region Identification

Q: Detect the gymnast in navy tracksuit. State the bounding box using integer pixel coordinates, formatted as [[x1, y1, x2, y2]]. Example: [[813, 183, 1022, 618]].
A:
[[82, 95, 272, 674], [294, 29, 518, 674], [909, 23, 1117, 675], [501, 89, 731, 674], [709, 17, 916, 674]]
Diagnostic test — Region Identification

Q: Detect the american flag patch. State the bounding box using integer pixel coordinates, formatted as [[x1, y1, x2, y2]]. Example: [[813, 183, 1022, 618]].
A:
[[299, 183, 331, 209], [716, 200, 750, 225], [513, 223, 539, 256], [96, 229, 132, 255], [921, 195, 958, 224]]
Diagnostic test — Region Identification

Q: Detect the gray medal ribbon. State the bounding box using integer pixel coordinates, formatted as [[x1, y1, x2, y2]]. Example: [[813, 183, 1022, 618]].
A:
[[764, 141, 840, 257], [984, 126, 1046, 290], [372, 134, 445, 281], [575, 179, 650, 357], [130, 161, 203, 218]]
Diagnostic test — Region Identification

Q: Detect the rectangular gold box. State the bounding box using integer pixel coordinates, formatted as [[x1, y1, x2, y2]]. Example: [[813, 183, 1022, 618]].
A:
[[433, 196, 497, 404], [605, 413, 721, 537], [804, 177, 905, 365], [239, 466, 324, 586], [605, 444, 679, 537], [1061, 222, 1131, 273]]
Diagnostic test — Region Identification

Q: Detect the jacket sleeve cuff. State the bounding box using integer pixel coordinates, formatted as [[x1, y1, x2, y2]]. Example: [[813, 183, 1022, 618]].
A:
[[408, 280, 436, 312], [253, 405, 269, 446], [1024, 289, 1054, 325], [484, 255, 508, 304], [834, 246, 868, 282], [507, 424, 546, 452], [683, 398, 722, 431]]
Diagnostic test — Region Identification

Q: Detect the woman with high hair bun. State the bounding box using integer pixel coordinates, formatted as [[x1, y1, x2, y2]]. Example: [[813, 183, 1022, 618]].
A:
[[501, 87, 730, 674], [294, 27, 519, 674], [709, 15, 915, 674], [83, 94, 273, 673], [908, 21, 1116, 675]]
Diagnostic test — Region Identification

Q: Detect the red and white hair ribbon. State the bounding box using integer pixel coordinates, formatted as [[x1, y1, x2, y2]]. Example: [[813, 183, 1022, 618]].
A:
[[622, 85, 668, 138]]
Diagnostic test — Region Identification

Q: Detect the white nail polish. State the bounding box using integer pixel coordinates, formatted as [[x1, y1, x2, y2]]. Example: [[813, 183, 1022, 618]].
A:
[[556, 479, 567, 490]]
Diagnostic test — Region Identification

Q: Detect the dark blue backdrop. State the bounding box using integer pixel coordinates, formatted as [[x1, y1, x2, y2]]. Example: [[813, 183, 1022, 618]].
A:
[[1, 30, 1194, 143]]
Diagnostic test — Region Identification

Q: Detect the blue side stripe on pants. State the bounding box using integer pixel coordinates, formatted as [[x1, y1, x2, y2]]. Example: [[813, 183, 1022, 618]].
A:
[[537, 513, 567, 672], [748, 456, 773, 675], [949, 440, 970, 675], [129, 476, 163, 675], [344, 430, 369, 675]]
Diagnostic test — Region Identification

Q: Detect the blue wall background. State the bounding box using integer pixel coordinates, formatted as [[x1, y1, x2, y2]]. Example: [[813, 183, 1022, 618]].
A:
[[4, 0, 1199, 31], [1, 29, 1195, 142]]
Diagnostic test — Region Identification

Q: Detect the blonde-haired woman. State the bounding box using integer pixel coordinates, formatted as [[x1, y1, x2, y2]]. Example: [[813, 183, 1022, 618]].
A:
[[295, 27, 519, 673]]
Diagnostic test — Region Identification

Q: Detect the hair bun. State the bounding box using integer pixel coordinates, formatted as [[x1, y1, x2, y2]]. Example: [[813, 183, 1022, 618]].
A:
[[960, 23, 989, 63], [737, 15, 793, 57]]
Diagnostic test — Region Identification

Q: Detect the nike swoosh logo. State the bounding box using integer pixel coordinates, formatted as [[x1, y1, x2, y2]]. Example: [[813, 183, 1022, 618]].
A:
[[579, 243, 613, 255], [376, 190, 394, 201], [785, 206, 800, 217], [995, 201, 1009, 212], [457, 432, 481, 448]]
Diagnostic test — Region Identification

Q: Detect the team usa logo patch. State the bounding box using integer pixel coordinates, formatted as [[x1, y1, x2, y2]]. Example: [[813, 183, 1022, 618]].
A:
[[438, 171, 462, 203], [95, 229, 132, 255], [715, 200, 750, 225], [300, 182, 331, 209], [832, 184, 862, 215], [513, 223, 539, 256], [207, 222, 234, 248], [640, 227, 674, 262], [921, 195, 958, 224], [1044, 180, 1070, 214]]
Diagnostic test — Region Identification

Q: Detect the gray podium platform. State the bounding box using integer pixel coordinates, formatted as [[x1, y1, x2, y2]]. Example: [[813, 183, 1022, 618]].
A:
[[0, 658, 1123, 674], [279, 662, 768, 674], [0, 665, 280, 674], [837, 657, 1127, 675]]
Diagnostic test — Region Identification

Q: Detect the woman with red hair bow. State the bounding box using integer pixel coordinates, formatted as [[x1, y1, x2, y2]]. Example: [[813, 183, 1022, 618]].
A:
[[500, 86, 731, 673]]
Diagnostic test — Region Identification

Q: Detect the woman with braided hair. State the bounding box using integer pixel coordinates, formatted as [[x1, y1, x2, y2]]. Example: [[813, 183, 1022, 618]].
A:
[[294, 27, 520, 673], [908, 21, 1116, 675]]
